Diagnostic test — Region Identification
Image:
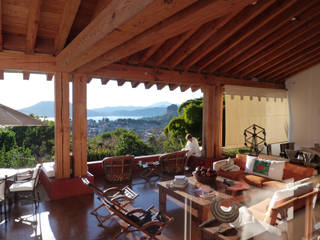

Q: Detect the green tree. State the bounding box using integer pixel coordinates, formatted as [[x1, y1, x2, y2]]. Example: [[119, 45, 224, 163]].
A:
[[115, 131, 154, 156], [0, 129, 17, 151]]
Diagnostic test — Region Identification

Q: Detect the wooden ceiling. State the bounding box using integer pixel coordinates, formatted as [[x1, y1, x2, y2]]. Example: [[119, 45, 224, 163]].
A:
[[1, 0, 320, 90]]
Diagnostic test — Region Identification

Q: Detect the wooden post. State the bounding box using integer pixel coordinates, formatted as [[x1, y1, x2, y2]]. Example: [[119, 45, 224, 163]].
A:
[[202, 85, 223, 159], [72, 74, 87, 177], [54, 72, 71, 179]]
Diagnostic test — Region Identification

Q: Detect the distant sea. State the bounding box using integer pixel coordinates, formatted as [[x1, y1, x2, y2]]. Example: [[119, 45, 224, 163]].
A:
[[43, 116, 144, 122]]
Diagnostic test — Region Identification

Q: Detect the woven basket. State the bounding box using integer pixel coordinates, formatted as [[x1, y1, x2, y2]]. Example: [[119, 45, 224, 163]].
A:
[[194, 171, 217, 185], [102, 155, 134, 182]]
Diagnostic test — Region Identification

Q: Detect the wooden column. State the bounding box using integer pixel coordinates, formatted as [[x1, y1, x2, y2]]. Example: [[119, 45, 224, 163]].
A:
[[202, 85, 223, 159], [72, 74, 87, 177], [54, 72, 71, 179]]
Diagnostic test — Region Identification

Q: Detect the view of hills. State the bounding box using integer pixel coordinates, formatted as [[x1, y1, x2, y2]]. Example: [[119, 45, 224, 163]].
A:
[[19, 101, 173, 118]]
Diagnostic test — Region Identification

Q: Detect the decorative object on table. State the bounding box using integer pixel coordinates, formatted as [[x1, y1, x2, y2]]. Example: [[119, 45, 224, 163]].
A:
[[210, 198, 240, 223], [193, 166, 217, 185], [138, 161, 160, 181], [244, 124, 267, 155], [172, 175, 188, 189], [102, 155, 134, 182]]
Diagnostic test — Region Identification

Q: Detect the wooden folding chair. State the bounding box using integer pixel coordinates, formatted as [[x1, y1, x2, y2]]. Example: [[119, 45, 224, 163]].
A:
[[81, 178, 173, 239], [81, 178, 138, 227]]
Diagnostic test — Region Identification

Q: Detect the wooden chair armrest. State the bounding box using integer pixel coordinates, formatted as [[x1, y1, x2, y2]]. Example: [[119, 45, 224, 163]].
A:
[[103, 187, 121, 196], [127, 208, 148, 216], [111, 195, 133, 203]]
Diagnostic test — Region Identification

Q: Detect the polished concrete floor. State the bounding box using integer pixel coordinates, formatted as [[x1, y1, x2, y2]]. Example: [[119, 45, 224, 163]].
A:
[[0, 175, 319, 240]]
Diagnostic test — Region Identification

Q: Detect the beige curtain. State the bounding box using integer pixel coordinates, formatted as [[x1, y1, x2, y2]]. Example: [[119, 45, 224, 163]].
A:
[[225, 86, 289, 148]]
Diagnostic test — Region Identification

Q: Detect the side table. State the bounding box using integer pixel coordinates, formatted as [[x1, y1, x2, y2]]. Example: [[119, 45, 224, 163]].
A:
[[137, 161, 160, 181]]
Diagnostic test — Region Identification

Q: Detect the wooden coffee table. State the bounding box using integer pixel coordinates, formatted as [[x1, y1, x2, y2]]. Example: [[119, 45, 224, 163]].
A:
[[158, 177, 242, 223]]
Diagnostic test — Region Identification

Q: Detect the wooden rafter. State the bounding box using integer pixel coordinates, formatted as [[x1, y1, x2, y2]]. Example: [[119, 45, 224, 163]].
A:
[[0, 51, 55, 72], [131, 81, 140, 88], [0, 0, 2, 51], [26, 0, 42, 54], [76, 0, 254, 73], [241, 23, 320, 77], [224, 7, 320, 74], [144, 82, 153, 89], [57, 0, 197, 72], [205, 0, 315, 73], [168, 84, 178, 91], [231, 15, 320, 75], [46, 73, 54, 81], [152, 29, 197, 66], [23, 71, 30, 80], [181, 0, 275, 71], [180, 85, 189, 92], [191, 86, 200, 92], [101, 78, 110, 85], [54, 0, 81, 55], [91, 0, 112, 19], [166, 17, 229, 68], [273, 54, 320, 82], [116, 79, 126, 86], [0, 70, 3, 80], [262, 43, 320, 80], [140, 42, 164, 64], [156, 83, 166, 90], [93, 63, 285, 89]]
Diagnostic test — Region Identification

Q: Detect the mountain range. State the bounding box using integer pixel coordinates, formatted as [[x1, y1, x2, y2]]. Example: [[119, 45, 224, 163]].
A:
[[20, 101, 174, 118]]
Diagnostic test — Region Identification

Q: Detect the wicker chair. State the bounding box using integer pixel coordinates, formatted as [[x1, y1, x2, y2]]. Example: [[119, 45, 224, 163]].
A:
[[159, 150, 188, 175], [102, 155, 134, 182]]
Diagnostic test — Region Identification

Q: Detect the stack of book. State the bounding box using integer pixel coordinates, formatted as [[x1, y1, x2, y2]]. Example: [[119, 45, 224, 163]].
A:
[[173, 175, 188, 188]]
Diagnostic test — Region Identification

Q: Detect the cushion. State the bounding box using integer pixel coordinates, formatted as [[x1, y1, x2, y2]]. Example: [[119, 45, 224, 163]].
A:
[[234, 156, 246, 170], [252, 159, 271, 176], [42, 162, 56, 178], [268, 161, 285, 180], [217, 170, 244, 181], [243, 174, 269, 187], [293, 182, 313, 197], [262, 181, 286, 190], [283, 162, 314, 181], [245, 155, 257, 173], [0, 181, 5, 201], [213, 158, 233, 171], [9, 180, 34, 192]]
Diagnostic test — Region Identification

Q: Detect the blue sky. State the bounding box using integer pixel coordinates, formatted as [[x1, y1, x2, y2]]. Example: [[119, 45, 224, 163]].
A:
[[0, 72, 202, 109]]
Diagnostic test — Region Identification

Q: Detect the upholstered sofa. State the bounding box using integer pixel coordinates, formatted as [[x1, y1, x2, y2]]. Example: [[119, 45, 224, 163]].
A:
[[215, 154, 314, 189]]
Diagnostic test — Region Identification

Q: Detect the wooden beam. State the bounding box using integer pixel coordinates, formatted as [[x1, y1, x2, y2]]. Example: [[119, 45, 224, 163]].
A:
[[101, 78, 110, 85], [26, 0, 42, 54], [191, 86, 200, 92], [181, 0, 276, 70], [72, 74, 88, 177], [268, 50, 320, 81], [117, 79, 126, 86], [205, 0, 314, 73], [57, 0, 197, 72], [144, 82, 153, 89], [93, 64, 285, 89], [258, 40, 320, 79], [131, 81, 140, 88], [91, 0, 112, 19], [274, 57, 320, 82], [180, 85, 189, 92], [46, 73, 54, 81], [23, 71, 30, 80], [168, 84, 178, 91], [223, 7, 320, 74], [54, 0, 81, 55], [156, 83, 166, 90], [244, 26, 320, 77], [153, 29, 197, 66], [233, 17, 320, 75], [0, 70, 3, 80], [140, 42, 164, 64], [166, 17, 231, 68], [0, 0, 3, 51], [0, 51, 55, 72], [77, 0, 254, 73], [54, 72, 71, 179], [202, 85, 223, 158]]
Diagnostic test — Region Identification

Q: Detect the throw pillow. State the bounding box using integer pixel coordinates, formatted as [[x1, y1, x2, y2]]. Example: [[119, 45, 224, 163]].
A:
[[268, 161, 285, 181], [253, 159, 271, 176], [245, 155, 257, 173], [213, 158, 234, 171]]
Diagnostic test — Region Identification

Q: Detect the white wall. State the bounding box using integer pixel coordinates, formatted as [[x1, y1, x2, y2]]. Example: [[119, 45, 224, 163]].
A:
[[286, 63, 320, 150]]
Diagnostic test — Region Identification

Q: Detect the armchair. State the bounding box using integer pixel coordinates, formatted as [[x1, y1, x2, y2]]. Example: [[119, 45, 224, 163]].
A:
[[102, 155, 134, 182], [159, 150, 188, 175]]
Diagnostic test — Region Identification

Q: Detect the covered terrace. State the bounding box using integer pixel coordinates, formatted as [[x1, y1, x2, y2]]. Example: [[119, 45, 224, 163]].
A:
[[0, 0, 320, 239]]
